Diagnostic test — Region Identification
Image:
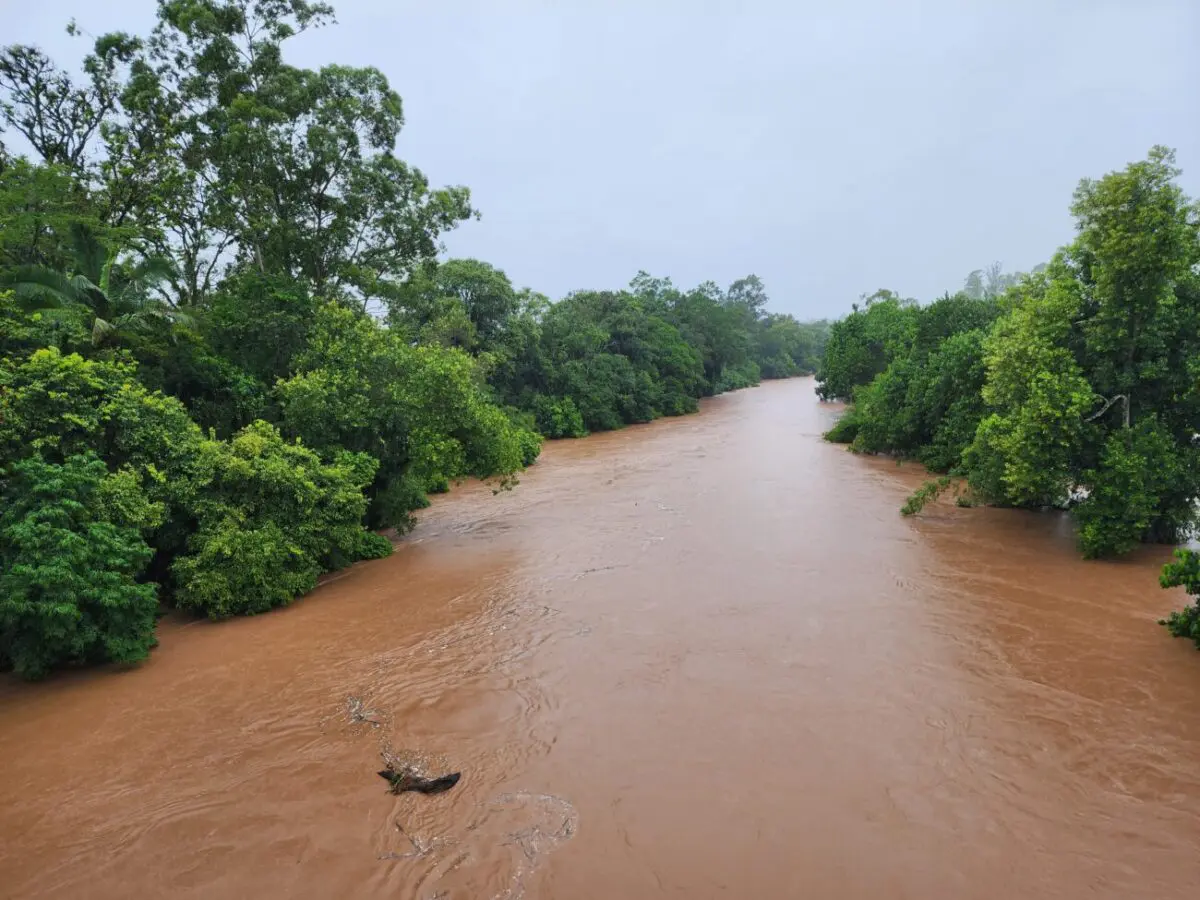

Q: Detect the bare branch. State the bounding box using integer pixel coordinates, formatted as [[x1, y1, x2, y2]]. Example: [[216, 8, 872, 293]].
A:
[[1086, 394, 1128, 423]]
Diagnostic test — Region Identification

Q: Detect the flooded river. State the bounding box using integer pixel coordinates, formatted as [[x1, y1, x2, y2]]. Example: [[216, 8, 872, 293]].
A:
[[2, 377, 1199, 899]]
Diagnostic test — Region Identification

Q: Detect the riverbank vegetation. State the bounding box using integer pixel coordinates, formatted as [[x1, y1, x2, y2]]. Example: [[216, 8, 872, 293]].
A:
[[0, 1, 828, 679], [817, 147, 1200, 648]]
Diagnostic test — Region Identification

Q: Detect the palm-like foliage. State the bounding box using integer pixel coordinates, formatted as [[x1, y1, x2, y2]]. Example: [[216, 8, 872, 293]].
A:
[[3, 223, 191, 345]]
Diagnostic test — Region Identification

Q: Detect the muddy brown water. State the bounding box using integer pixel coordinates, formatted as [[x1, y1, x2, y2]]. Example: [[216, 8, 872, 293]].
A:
[[2, 377, 1199, 899]]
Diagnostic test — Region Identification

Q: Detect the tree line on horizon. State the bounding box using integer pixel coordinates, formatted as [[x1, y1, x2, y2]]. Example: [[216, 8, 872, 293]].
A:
[[0, 1, 828, 679], [816, 146, 1200, 650]]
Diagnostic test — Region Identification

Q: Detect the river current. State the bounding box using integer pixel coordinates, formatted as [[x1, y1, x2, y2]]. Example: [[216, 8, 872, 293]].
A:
[[2, 377, 1198, 899]]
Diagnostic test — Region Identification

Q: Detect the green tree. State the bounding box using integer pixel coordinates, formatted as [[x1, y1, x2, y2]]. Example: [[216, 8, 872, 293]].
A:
[[816, 290, 918, 401], [205, 270, 317, 384], [171, 421, 389, 619], [3, 223, 188, 345], [389, 258, 518, 350], [0, 37, 137, 169], [535, 289, 706, 430], [0, 158, 102, 272], [0, 290, 89, 357], [129, 0, 475, 307], [960, 149, 1200, 554], [726, 274, 769, 317], [0, 453, 162, 679], [0, 347, 204, 479], [756, 314, 828, 378], [276, 302, 532, 528], [1064, 146, 1200, 549], [832, 293, 1001, 469], [963, 288, 1095, 508], [1074, 417, 1185, 557], [1160, 550, 1200, 649]]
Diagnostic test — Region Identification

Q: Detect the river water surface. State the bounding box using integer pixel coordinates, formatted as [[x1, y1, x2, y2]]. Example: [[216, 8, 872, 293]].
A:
[[2, 377, 1199, 899]]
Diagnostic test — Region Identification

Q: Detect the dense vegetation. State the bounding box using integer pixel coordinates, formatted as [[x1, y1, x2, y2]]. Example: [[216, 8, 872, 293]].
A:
[[817, 147, 1200, 648], [0, 1, 827, 679]]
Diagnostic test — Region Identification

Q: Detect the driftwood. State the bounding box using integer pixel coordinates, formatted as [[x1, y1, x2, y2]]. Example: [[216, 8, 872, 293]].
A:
[[378, 759, 462, 795]]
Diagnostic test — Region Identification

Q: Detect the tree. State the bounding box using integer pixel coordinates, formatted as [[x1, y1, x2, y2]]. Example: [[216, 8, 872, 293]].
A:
[[125, 0, 475, 306], [816, 291, 917, 400], [388, 258, 518, 351], [634, 274, 757, 393], [171, 421, 390, 619], [1160, 550, 1200, 649], [756, 314, 829, 378], [0, 289, 89, 357], [3, 223, 188, 345], [0, 158, 102, 272], [205, 269, 317, 383], [531, 289, 707, 430], [1074, 417, 1185, 557], [726, 274, 769, 317], [276, 302, 532, 528], [0, 347, 204, 478], [962, 280, 1095, 508], [828, 292, 1001, 472], [0, 35, 138, 169], [823, 149, 1199, 569], [1, 2, 476, 308], [1065, 147, 1200, 548], [0, 453, 162, 679]]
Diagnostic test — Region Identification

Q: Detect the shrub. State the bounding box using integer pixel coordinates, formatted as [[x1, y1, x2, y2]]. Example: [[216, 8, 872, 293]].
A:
[[502, 407, 546, 463], [275, 303, 533, 528], [0, 290, 89, 358], [824, 407, 861, 444], [900, 476, 954, 516], [1160, 550, 1200, 649], [0, 347, 203, 479], [715, 360, 761, 393], [515, 423, 544, 466], [171, 421, 389, 619], [532, 394, 586, 438], [0, 454, 163, 679]]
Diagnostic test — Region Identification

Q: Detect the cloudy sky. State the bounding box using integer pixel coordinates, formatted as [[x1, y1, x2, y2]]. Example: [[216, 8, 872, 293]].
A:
[[8, 1, 1199, 319]]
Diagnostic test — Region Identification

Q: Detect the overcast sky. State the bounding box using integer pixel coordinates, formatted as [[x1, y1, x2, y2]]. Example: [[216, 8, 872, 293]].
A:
[[8, 1, 1199, 319]]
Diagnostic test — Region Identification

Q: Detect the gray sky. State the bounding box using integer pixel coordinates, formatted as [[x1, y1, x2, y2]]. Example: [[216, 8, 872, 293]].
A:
[[8, 1, 1200, 319]]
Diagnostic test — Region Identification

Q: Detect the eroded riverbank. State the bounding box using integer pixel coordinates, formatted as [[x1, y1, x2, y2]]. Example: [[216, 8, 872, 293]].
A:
[[1, 377, 1198, 899]]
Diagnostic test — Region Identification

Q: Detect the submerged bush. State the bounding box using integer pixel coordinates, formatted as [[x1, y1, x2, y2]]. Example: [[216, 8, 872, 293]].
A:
[[900, 476, 953, 517], [715, 360, 761, 393], [171, 422, 390, 619], [532, 394, 586, 438], [823, 406, 861, 444], [1160, 550, 1200, 649], [276, 303, 535, 527]]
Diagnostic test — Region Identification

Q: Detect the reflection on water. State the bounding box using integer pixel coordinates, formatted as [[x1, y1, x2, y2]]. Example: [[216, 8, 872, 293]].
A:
[[1, 378, 1198, 899]]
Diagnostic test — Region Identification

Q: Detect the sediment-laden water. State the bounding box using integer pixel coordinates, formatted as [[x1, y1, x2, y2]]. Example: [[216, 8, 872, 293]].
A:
[[2, 377, 1198, 899]]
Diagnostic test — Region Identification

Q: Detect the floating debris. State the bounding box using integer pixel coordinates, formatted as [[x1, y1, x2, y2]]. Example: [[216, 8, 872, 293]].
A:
[[378, 765, 462, 795], [345, 696, 382, 727], [377, 820, 457, 861]]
